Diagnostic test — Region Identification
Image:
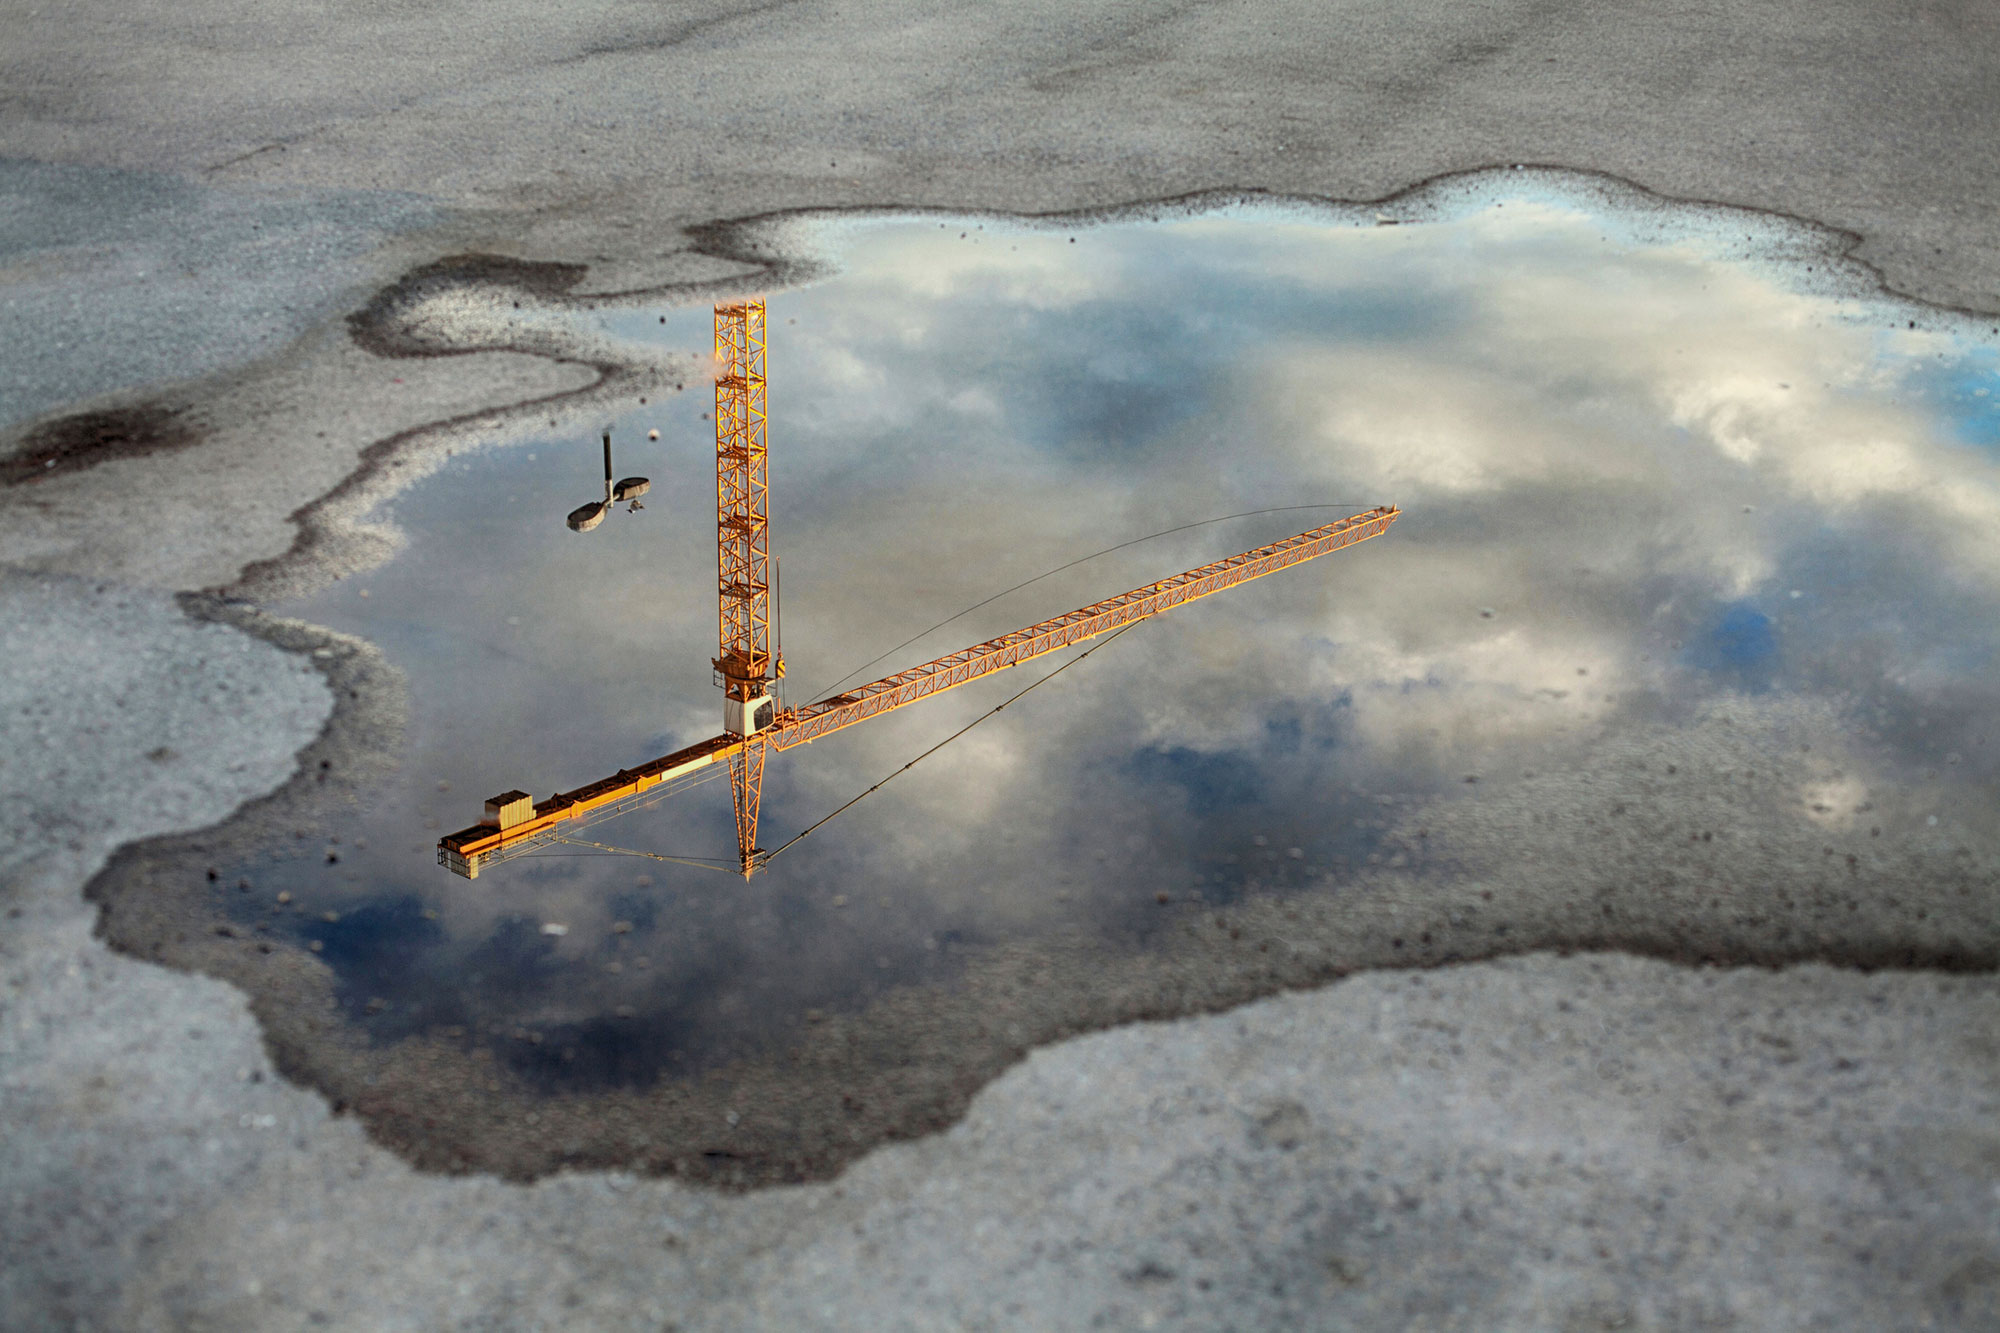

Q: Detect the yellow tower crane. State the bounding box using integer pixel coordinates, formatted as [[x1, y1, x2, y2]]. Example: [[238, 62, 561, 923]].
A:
[[438, 298, 1400, 880], [710, 298, 782, 873]]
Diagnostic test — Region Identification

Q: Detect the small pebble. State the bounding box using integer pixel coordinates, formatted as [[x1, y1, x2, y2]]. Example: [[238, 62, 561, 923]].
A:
[[647, 429, 660, 441], [308, 940, 323, 953], [276, 891, 292, 905], [541, 922, 569, 937]]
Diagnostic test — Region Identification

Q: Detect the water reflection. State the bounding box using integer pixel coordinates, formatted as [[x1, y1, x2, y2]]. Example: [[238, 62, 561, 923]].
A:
[[565, 430, 651, 532], [224, 193, 2000, 1098]]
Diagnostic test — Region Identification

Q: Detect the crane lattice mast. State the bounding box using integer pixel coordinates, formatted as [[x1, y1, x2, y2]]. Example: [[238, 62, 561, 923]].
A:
[[711, 299, 783, 875], [437, 301, 1400, 881]]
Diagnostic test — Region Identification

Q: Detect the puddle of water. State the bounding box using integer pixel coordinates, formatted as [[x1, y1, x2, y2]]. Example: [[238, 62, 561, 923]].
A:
[[215, 189, 2000, 1143]]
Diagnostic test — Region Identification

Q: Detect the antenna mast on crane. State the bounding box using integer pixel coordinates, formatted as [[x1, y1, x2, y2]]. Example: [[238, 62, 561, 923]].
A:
[[437, 300, 1401, 882]]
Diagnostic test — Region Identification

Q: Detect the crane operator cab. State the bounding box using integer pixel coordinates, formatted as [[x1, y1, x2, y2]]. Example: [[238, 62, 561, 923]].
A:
[[725, 692, 776, 737]]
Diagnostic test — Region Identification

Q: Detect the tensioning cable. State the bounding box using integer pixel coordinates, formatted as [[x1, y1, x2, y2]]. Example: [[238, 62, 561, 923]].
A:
[[545, 835, 741, 872], [761, 617, 1145, 867]]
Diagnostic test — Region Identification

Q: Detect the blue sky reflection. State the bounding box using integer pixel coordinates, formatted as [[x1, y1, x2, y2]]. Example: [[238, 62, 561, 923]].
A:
[[229, 192, 2000, 1087]]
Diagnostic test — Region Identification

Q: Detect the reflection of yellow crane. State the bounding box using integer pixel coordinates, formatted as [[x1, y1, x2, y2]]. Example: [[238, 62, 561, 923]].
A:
[[709, 298, 784, 874], [438, 298, 1400, 881]]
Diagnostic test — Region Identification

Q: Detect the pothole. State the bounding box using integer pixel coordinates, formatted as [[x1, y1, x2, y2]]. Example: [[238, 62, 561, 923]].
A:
[[88, 173, 2000, 1188]]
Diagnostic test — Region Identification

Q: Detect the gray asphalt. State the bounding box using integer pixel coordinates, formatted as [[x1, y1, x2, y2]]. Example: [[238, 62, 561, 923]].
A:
[[2, 2, 1997, 1328]]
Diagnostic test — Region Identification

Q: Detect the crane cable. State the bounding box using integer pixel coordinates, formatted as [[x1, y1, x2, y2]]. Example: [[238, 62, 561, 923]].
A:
[[502, 766, 740, 868], [804, 502, 1378, 703], [761, 617, 1144, 867], [540, 835, 740, 873]]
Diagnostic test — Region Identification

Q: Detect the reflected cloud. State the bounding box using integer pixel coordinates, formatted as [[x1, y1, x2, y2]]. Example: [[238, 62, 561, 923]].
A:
[[228, 188, 2000, 1106]]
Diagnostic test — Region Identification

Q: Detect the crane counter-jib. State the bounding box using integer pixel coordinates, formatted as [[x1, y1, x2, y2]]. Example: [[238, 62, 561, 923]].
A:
[[436, 732, 744, 877], [436, 505, 1399, 878]]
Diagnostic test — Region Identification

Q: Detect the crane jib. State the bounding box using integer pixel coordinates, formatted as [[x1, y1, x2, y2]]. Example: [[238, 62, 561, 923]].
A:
[[767, 506, 1399, 751]]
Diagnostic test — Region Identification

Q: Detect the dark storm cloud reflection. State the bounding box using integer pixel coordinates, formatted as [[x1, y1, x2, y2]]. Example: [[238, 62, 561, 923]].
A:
[[229, 194, 2000, 1091]]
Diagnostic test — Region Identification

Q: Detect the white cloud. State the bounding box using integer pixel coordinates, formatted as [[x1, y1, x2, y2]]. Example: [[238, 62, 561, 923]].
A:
[[301, 193, 2000, 1027]]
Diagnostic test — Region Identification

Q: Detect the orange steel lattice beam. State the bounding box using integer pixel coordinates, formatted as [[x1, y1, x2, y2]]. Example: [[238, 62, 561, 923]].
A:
[[767, 506, 1399, 752], [728, 740, 767, 877], [713, 298, 780, 694], [711, 299, 784, 876], [437, 506, 1400, 880]]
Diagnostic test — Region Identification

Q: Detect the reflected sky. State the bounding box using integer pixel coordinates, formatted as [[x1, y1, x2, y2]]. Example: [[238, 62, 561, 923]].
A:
[[222, 193, 2000, 1091]]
